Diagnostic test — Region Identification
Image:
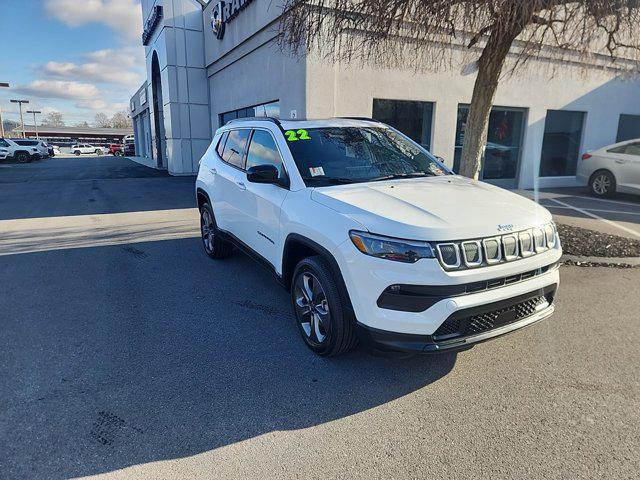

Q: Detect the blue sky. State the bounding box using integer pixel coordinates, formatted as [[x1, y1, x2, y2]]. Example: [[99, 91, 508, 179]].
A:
[[0, 0, 146, 126]]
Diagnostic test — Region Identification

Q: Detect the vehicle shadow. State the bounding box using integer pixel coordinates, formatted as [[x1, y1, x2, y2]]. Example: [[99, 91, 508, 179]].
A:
[[0, 237, 458, 479]]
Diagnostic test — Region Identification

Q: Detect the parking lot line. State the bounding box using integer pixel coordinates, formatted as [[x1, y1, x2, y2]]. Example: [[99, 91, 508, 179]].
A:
[[548, 198, 640, 239], [561, 194, 640, 208], [545, 205, 640, 216]]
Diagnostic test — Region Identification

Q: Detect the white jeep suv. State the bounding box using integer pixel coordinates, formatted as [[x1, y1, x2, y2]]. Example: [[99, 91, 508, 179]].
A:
[[72, 144, 104, 155], [195, 118, 561, 356]]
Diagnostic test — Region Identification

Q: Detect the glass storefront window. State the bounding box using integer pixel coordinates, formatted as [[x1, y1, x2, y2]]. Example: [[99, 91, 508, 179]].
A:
[[219, 100, 280, 126], [616, 114, 640, 143], [539, 110, 585, 177], [372, 99, 434, 151], [454, 106, 526, 181]]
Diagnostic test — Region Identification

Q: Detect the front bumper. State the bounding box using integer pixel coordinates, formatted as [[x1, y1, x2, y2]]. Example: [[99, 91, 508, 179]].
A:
[[357, 284, 556, 353], [334, 238, 562, 338]]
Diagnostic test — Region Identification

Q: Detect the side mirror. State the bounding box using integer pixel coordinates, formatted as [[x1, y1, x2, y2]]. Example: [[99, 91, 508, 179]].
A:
[[246, 164, 280, 184]]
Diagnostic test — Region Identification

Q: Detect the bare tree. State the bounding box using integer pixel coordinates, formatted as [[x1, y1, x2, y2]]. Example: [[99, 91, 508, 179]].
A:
[[110, 111, 132, 129], [279, 1, 640, 179], [74, 121, 90, 128], [94, 113, 111, 128], [41, 111, 65, 127]]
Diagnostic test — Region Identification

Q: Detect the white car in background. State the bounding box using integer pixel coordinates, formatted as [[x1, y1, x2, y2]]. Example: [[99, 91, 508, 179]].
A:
[[578, 138, 640, 197], [71, 144, 104, 156], [12, 139, 49, 158], [0, 138, 40, 162]]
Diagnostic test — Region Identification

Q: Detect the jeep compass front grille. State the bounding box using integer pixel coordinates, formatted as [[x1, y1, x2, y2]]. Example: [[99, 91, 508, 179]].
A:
[[434, 224, 557, 271]]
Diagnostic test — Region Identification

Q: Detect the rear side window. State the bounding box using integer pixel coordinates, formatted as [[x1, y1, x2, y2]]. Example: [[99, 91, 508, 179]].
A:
[[609, 142, 640, 156], [626, 142, 640, 156], [222, 129, 250, 169], [216, 132, 228, 158], [16, 140, 38, 146]]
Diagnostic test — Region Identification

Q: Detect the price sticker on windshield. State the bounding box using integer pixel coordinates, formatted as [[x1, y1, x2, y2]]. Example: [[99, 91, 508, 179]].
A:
[[285, 129, 311, 142]]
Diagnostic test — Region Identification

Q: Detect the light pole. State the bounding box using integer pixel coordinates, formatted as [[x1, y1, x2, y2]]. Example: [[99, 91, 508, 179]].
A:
[[0, 82, 9, 138], [26, 110, 41, 139], [10, 99, 29, 138]]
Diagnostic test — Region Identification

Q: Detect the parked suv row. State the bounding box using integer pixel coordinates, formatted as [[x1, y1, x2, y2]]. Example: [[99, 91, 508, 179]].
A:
[[0, 138, 49, 163], [195, 118, 562, 357]]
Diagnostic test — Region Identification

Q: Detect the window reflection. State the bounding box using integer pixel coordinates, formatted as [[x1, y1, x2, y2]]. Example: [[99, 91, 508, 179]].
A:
[[539, 110, 585, 177], [454, 106, 526, 180], [372, 99, 434, 151]]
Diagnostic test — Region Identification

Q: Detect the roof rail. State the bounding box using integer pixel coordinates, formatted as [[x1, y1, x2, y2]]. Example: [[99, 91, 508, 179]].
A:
[[225, 116, 282, 127], [337, 117, 381, 123]]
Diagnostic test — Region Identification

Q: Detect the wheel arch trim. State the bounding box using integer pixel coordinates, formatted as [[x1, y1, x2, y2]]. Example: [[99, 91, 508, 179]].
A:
[[282, 233, 355, 313]]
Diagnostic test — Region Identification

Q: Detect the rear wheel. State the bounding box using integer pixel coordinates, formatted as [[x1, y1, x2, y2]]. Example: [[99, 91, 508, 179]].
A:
[[96, 149, 103, 155], [291, 256, 357, 357], [589, 170, 616, 197], [115, 151, 123, 157], [199, 203, 232, 259]]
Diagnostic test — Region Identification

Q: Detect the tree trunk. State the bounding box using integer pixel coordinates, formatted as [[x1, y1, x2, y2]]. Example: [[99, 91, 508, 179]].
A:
[[458, 28, 521, 179]]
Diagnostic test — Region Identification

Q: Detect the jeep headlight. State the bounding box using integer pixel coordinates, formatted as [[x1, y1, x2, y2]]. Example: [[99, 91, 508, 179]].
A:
[[349, 231, 435, 263]]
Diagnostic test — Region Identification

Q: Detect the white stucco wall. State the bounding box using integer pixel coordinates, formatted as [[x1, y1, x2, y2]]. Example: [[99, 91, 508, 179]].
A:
[[134, 1, 640, 184], [306, 50, 640, 189], [142, 0, 210, 175]]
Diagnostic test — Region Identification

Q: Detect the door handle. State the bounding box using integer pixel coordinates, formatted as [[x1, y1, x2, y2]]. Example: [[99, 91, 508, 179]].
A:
[[614, 159, 625, 164], [236, 181, 247, 190], [209, 167, 217, 174]]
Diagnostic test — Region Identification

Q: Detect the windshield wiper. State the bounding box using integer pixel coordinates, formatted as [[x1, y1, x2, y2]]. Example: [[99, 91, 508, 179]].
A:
[[369, 172, 435, 182]]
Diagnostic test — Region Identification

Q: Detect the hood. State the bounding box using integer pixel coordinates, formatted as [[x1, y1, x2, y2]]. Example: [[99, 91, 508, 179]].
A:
[[311, 176, 552, 241]]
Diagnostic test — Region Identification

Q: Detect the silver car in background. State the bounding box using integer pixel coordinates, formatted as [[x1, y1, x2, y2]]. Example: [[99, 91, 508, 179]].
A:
[[578, 139, 640, 197]]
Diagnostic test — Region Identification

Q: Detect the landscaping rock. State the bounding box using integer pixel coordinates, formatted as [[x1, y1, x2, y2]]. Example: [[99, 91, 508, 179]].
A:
[[557, 223, 640, 258]]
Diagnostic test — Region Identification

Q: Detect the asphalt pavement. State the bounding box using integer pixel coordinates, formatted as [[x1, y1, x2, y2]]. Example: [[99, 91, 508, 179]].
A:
[[1, 157, 638, 479]]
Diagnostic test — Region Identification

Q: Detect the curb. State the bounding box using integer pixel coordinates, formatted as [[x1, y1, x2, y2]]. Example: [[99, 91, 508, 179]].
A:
[[561, 254, 640, 267]]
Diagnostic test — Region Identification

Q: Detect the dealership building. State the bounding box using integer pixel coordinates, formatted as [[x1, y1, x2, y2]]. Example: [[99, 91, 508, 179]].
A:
[[131, 0, 640, 188]]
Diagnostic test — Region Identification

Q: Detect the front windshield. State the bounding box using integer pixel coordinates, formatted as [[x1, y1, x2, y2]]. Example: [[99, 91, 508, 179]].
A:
[[285, 126, 450, 185]]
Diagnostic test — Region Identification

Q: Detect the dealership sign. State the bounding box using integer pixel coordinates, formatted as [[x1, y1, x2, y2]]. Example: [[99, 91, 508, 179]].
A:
[[142, 5, 163, 46], [211, 0, 255, 40]]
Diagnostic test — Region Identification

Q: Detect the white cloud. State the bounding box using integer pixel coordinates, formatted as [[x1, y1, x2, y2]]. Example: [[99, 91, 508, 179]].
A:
[[44, 0, 143, 43], [43, 48, 144, 88], [76, 99, 109, 110], [15, 80, 101, 100]]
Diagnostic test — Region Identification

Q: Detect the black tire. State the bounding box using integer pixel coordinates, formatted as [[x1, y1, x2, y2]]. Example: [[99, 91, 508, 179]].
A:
[[96, 149, 103, 155], [199, 203, 233, 259], [115, 151, 123, 157], [589, 170, 616, 197], [74, 150, 81, 156], [291, 256, 358, 357], [15, 152, 30, 163]]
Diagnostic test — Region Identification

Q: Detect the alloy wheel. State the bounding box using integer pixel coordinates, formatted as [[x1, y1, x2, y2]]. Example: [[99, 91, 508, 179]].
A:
[[201, 208, 215, 253], [592, 174, 611, 195], [294, 272, 331, 345]]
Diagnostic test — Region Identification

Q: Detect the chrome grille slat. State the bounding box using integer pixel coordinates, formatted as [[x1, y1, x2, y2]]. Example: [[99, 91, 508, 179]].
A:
[[461, 240, 483, 267], [434, 224, 557, 271]]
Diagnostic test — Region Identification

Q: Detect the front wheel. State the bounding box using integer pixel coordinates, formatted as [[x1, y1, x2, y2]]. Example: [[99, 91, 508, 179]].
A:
[[199, 203, 232, 259], [291, 256, 357, 357], [74, 151, 81, 156], [15, 152, 30, 163], [590, 170, 616, 197]]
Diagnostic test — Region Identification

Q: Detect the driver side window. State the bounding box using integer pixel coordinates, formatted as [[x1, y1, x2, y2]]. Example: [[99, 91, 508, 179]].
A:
[[245, 130, 284, 177]]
